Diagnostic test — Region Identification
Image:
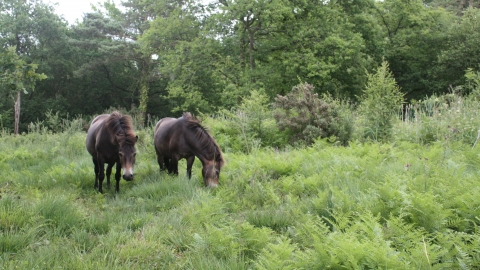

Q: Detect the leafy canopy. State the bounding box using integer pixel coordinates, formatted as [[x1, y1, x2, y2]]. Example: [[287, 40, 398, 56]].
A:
[[0, 47, 47, 96]]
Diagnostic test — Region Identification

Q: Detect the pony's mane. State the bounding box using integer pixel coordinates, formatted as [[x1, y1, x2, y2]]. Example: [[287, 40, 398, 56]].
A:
[[182, 112, 224, 167], [105, 111, 137, 146]]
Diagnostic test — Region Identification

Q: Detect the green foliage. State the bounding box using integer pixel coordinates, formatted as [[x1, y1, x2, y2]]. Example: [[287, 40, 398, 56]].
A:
[[245, 207, 296, 233], [255, 237, 298, 270], [357, 61, 404, 142], [139, 1, 222, 114], [204, 90, 286, 153], [26, 110, 87, 134], [273, 82, 353, 146], [0, 0, 479, 134], [465, 68, 480, 97], [0, 47, 47, 95], [0, 46, 47, 133], [435, 8, 480, 92], [0, 0, 59, 132], [375, 0, 454, 100]]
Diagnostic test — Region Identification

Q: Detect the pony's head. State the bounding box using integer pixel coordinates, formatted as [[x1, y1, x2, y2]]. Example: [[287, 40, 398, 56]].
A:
[[117, 134, 138, 181], [183, 112, 225, 187], [202, 159, 222, 188], [107, 112, 138, 181]]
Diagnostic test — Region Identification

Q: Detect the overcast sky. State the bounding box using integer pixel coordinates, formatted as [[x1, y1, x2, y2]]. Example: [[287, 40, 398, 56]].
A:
[[48, 0, 120, 24], [49, 0, 213, 25]]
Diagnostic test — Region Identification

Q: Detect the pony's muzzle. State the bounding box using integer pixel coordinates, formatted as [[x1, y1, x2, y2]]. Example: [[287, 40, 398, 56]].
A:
[[123, 174, 134, 181], [123, 167, 134, 181], [205, 178, 218, 188], [206, 182, 218, 188]]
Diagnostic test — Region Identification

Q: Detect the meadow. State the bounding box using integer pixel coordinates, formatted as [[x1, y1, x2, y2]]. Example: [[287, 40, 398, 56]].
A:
[[2, 94, 480, 269]]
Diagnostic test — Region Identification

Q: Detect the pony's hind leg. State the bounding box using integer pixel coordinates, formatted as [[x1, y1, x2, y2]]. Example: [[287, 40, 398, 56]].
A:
[[97, 156, 106, 193], [164, 157, 171, 173], [157, 154, 166, 171], [93, 158, 99, 190], [106, 163, 115, 190]]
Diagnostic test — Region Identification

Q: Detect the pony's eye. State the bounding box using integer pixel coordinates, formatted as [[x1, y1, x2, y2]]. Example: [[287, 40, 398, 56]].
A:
[[119, 152, 124, 157]]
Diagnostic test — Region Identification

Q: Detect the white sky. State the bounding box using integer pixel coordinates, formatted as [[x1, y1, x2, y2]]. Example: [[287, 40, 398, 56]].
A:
[[48, 0, 120, 25], [49, 0, 213, 25]]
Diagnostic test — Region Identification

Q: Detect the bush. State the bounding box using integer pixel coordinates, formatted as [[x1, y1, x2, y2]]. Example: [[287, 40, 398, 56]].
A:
[[27, 110, 87, 134], [0, 108, 13, 131], [205, 90, 286, 153], [465, 68, 480, 97], [273, 82, 353, 146]]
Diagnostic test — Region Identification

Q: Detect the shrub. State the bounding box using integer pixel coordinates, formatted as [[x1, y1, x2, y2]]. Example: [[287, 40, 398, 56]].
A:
[[464, 68, 480, 96], [273, 82, 353, 146], [0, 108, 13, 131], [205, 90, 286, 153], [27, 110, 87, 134]]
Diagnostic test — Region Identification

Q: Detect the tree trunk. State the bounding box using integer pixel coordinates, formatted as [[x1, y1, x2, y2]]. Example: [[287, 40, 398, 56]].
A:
[[139, 80, 148, 128], [14, 90, 21, 135], [249, 29, 256, 70]]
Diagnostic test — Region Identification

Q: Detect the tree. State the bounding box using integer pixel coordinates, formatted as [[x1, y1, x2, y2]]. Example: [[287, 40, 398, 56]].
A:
[[67, 0, 171, 121], [212, 0, 374, 100], [374, 0, 454, 100], [0, 0, 69, 131], [0, 47, 46, 134], [103, 0, 164, 119], [357, 60, 404, 141], [426, 0, 480, 15], [434, 8, 480, 93], [69, 12, 142, 112], [139, 0, 226, 113]]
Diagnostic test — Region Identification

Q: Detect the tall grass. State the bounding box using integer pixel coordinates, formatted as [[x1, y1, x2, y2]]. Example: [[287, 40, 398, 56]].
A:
[[395, 93, 480, 145], [1, 93, 480, 268]]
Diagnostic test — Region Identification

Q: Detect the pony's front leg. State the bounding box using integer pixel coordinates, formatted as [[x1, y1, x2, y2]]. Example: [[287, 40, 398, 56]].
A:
[[114, 162, 121, 193], [97, 157, 106, 193], [106, 162, 115, 190], [186, 156, 195, 179]]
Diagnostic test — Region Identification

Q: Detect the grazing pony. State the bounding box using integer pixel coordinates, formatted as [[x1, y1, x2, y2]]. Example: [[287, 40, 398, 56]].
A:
[[154, 112, 224, 187], [86, 112, 138, 193]]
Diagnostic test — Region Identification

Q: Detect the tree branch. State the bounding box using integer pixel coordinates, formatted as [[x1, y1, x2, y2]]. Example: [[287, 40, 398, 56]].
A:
[[101, 64, 130, 94]]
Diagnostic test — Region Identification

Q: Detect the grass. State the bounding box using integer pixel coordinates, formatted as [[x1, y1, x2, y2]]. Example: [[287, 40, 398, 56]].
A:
[[1, 120, 480, 269]]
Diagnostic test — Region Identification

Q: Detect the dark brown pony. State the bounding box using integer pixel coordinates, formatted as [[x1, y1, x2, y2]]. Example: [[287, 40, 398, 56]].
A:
[[154, 112, 224, 187], [86, 112, 138, 193]]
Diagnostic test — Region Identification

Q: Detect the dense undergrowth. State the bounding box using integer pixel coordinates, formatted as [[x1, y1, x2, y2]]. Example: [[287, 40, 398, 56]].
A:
[[2, 107, 480, 269]]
